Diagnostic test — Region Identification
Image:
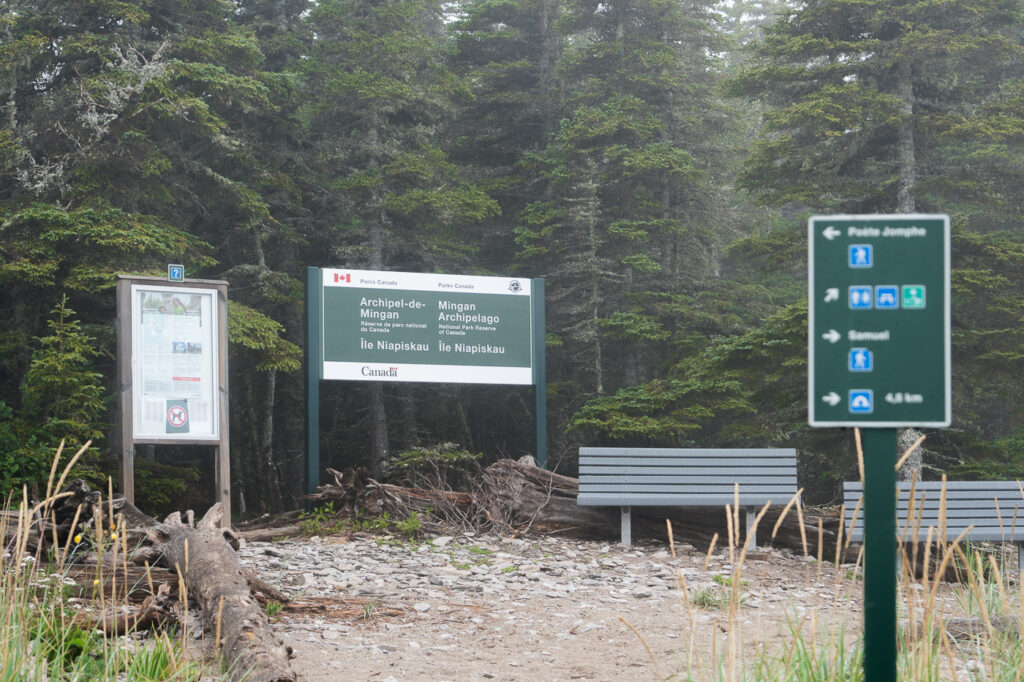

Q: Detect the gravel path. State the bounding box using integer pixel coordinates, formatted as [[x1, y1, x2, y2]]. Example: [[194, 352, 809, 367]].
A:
[[237, 532, 889, 681]]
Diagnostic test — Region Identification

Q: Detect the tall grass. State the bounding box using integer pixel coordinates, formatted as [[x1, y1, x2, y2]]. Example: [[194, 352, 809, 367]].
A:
[[0, 441, 221, 681], [625, 431, 1024, 681]]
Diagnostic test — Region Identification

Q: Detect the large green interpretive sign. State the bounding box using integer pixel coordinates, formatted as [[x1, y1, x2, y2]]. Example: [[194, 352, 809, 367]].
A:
[[808, 214, 950, 428], [304, 267, 548, 490], [319, 269, 538, 384]]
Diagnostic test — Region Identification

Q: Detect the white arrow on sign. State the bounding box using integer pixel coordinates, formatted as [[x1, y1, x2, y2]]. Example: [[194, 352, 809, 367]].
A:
[[823, 226, 842, 241], [822, 392, 841, 406], [822, 329, 841, 343], [824, 288, 839, 302]]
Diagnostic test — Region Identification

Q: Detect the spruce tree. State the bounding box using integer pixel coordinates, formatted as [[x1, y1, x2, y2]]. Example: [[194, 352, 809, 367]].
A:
[[731, 0, 1022, 213], [0, 0, 301, 503], [515, 0, 731, 427]]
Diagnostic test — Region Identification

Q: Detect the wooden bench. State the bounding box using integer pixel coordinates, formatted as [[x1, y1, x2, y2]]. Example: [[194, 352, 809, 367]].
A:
[[843, 481, 1024, 568], [577, 447, 798, 547]]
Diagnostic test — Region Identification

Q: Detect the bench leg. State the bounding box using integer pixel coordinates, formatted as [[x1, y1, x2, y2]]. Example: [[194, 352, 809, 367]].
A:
[[746, 507, 757, 550], [1019, 542, 1023, 576], [621, 506, 632, 546]]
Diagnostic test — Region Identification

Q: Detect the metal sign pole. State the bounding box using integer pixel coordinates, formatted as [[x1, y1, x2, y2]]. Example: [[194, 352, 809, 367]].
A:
[[862, 428, 898, 680], [304, 267, 323, 503], [531, 278, 547, 468]]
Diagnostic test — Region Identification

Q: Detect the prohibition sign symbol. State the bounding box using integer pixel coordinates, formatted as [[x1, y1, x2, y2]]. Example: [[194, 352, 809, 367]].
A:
[[167, 405, 188, 428]]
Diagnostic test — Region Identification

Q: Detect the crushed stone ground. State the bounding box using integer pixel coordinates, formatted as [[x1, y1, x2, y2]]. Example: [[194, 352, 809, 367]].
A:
[[232, 531, 987, 681]]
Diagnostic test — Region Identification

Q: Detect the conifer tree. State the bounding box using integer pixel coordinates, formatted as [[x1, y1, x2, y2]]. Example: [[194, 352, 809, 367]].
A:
[[731, 0, 1021, 213], [0, 0, 301, 505], [448, 0, 564, 269], [0, 297, 106, 493], [515, 0, 730, 433]]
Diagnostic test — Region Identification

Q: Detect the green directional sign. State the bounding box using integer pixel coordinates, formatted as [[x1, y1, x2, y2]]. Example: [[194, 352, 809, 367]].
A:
[[808, 214, 950, 427]]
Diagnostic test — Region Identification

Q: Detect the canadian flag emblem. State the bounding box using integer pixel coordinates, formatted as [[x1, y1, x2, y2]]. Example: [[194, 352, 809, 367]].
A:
[[334, 273, 352, 283]]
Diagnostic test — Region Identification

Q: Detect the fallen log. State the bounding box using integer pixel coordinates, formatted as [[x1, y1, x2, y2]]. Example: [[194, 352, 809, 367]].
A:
[[63, 559, 179, 603], [31, 480, 297, 681], [305, 466, 480, 533], [146, 504, 296, 682], [239, 524, 304, 543]]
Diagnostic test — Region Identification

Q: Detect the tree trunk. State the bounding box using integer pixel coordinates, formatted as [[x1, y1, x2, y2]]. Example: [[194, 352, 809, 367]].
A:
[[896, 59, 917, 214], [147, 505, 296, 682], [367, 382, 389, 478], [894, 59, 923, 481], [397, 384, 418, 452], [260, 370, 284, 511], [580, 161, 604, 396], [537, 0, 562, 136], [364, 121, 391, 477], [897, 427, 924, 482]]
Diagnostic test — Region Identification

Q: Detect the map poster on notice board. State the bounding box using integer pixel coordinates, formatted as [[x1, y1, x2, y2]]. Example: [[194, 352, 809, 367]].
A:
[[131, 285, 219, 440]]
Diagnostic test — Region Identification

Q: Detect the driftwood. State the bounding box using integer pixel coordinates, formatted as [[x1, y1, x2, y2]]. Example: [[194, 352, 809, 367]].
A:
[[304, 466, 477, 534], [63, 558, 179, 602], [72, 583, 178, 636], [18, 480, 297, 682], [239, 524, 304, 543], [309, 455, 841, 558], [146, 505, 295, 682]]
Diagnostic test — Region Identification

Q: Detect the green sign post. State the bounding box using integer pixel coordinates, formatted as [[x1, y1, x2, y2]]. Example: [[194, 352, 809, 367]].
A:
[[808, 214, 950, 680], [305, 268, 547, 498]]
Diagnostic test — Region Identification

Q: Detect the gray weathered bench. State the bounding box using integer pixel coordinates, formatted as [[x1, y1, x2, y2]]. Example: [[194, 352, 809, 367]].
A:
[[843, 481, 1024, 568], [577, 447, 798, 547]]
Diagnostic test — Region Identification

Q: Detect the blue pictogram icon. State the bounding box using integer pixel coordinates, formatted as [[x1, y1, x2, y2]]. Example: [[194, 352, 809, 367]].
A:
[[849, 390, 874, 414], [849, 286, 873, 309], [875, 285, 899, 309], [849, 348, 873, 372], [168, 264, 185, 283], [849, 245, 873, 268]]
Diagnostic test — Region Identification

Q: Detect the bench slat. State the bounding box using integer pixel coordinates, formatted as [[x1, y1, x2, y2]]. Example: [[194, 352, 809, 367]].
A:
[[580, 464, 795, 475], [578, 493, 785, 506], [844, 482, 1024, 493], [846, 528, 1024, 542], [581, 458, 795, 469], [582, 475, 795, 485], [844, 480, 1024, 488], [844, 496, 1024, 506], [843, 493, 1024, 503], [580, 447, 794, 457], [584, 480, 794, 489], [844, 502, 1024, 512]]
